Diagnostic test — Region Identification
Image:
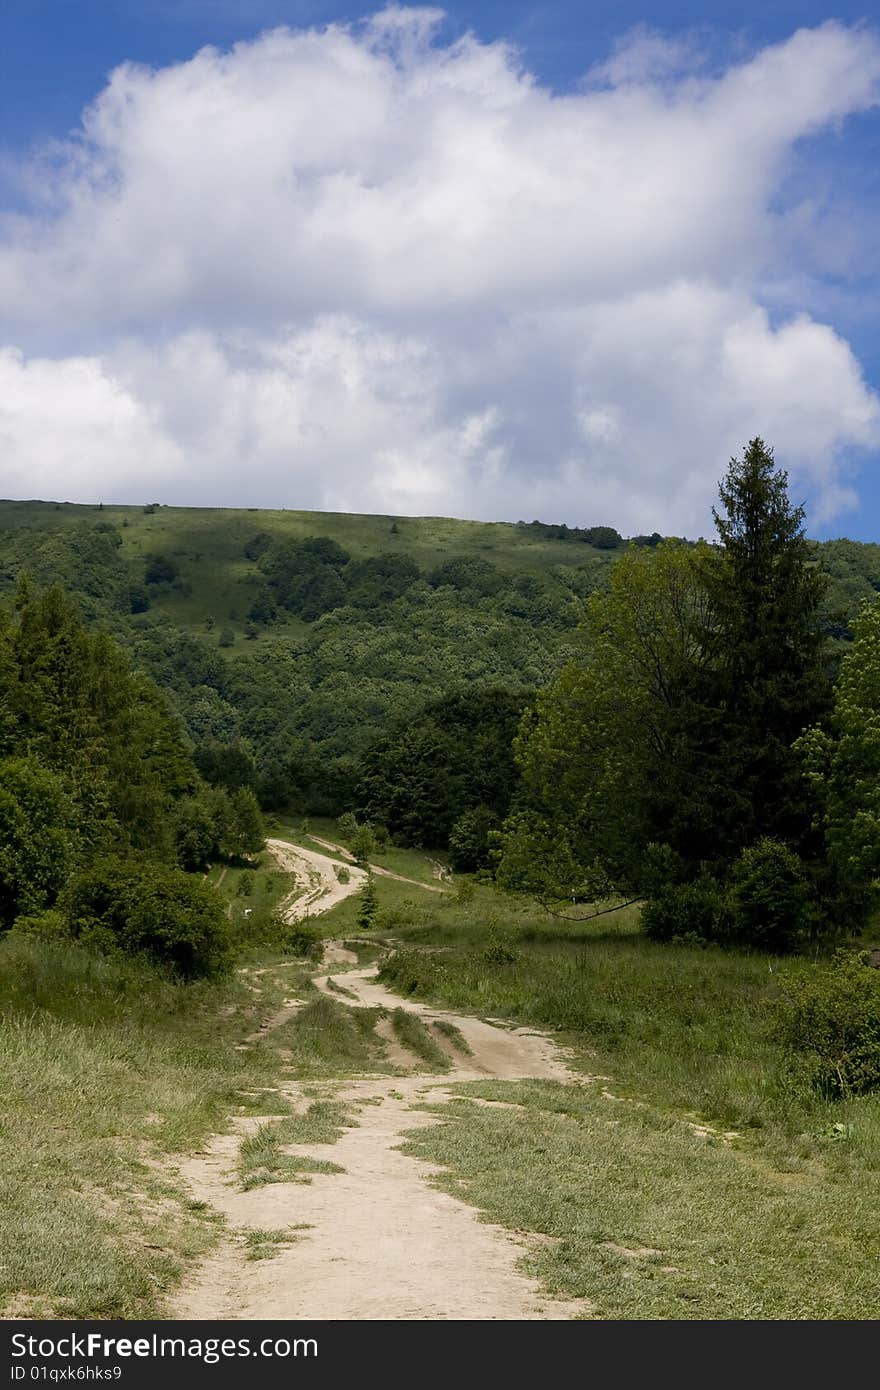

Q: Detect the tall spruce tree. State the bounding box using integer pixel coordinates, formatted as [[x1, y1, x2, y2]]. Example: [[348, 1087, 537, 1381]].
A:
[[697, 438, 830, 857]]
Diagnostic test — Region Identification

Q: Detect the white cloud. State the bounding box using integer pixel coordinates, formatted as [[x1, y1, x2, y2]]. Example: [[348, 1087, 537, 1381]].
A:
[[0, 347, 183, 500], [0, 8, 879, 530]]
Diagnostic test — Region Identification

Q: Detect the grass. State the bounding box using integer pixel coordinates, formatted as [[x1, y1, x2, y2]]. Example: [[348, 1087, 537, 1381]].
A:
[[0, 933, 302, 1318], [276, 1099, 352, 1144], [204, 850, 294, 949], [271, 995, 394, 1078], [243, 1227, 308, 1261], [390, 1008, 452, 1070], [371, 887, 880, 1318], [401, 1077, 880, 1319], [432, 1018, 473, 1055], [238, 1121, 346, 1190], [377, 896, 831, 1136], [324, 976, 359, 999]]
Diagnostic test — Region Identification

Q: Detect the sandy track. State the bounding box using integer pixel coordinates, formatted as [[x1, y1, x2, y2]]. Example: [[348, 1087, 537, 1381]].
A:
[[171, 952, 587, 1321], [267, 838, 367, 921], [312, 966, 567, 1081], [306, 834, 450, 894]]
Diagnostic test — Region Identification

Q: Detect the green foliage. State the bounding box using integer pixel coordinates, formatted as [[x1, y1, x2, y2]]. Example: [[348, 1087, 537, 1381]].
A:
[[641, 878, 727, 944], [0, 759, 75, 927], [498, 541, 707, 899], [345, 553, 419, 609], [350, 824, 377, 864], [281, 920, 324, 960], [173, 785, 264, 869], [697, 439, 831, 856], [726, 838, 812, 950], [798, 598, 880, 927], [428, 556, 503, 596], [357, 873, 378, 930], [448, 804, 500, 871], [173, 793, 220, 871], [144, 552, 180, 586], [643, 841, 812, 950], [0, 586, 196, 862], [498, 442, 832, 913], [128, 583, 151, 614], [778, 953, 880, 1097], [63, 860, 232, 978], [9, 908, 68, 942], [260, 537, 350, 620], [193, 740, 257, 792], [358, 687, 530, 847], [582, 526, 623, 549]]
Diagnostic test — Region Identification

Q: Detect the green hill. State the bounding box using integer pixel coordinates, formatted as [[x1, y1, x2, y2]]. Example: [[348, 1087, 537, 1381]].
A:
[[1, 497, 878, 818]]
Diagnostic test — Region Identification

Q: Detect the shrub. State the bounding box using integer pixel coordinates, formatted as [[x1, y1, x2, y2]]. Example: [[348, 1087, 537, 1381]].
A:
[[9, 909, 68, 942], [357, 874, 378, 930], [282, 921, 324, 960], [334, 865, 351, 884], [236, 870, 255, 897], [641, 877, 726, 943], [727, 838, 811, 951], [777, 953, 880, 1098], [144, 552, 179, 586], [63, 861, 232, 979], [351, 825, 377, 864], [482, 932, 519, 965], [128, 583, 151, 614]]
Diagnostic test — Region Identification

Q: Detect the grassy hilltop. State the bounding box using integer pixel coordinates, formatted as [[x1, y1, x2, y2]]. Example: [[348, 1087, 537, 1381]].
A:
[[0, 498, 617, 636]]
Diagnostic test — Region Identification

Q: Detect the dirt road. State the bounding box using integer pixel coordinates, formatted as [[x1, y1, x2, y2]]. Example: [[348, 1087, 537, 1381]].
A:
[[305, 833, 450, 894], [171, 950, 588, 1321], [267, 838, 367, 921]]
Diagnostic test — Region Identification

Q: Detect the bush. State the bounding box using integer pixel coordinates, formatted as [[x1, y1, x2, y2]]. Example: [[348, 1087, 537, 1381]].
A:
[[282, 921, 324, 960], [778, 953, 880, 1098], [128, 583, 151, 614], [727, 838, 811, 951], [9, 909, 68, 942], [351, 825, 377, 864], [144, 552, 179, 586], [641, 877, 727, 943], [482, 932, 519, 965], [63, 861, 232, 979]]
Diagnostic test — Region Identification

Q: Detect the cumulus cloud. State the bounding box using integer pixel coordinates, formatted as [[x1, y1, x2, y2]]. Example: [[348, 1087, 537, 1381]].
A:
[[1, 8, 879, 531]]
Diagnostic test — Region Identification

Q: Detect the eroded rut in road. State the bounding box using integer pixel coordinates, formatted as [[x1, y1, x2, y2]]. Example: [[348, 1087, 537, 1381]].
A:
[[171, 946, 588, 1321]]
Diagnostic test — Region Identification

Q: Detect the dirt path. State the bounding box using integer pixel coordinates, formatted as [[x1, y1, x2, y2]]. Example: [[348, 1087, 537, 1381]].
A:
[[171, 950, 588, 1321], [267, 838, 367, 921], [306, 834, 450, 894]]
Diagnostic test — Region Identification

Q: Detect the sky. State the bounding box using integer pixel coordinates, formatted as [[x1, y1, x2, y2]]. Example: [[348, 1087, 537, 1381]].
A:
[[1, 3, 879, 538]]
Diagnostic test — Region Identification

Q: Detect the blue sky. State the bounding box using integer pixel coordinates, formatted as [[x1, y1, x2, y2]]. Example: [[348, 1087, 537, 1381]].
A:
[[1, 2, 879, 537]]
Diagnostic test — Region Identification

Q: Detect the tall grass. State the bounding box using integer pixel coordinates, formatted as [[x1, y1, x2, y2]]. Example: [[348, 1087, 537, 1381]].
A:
[[0, 935, 291, 1317], [378, 899, 879, 1141]]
